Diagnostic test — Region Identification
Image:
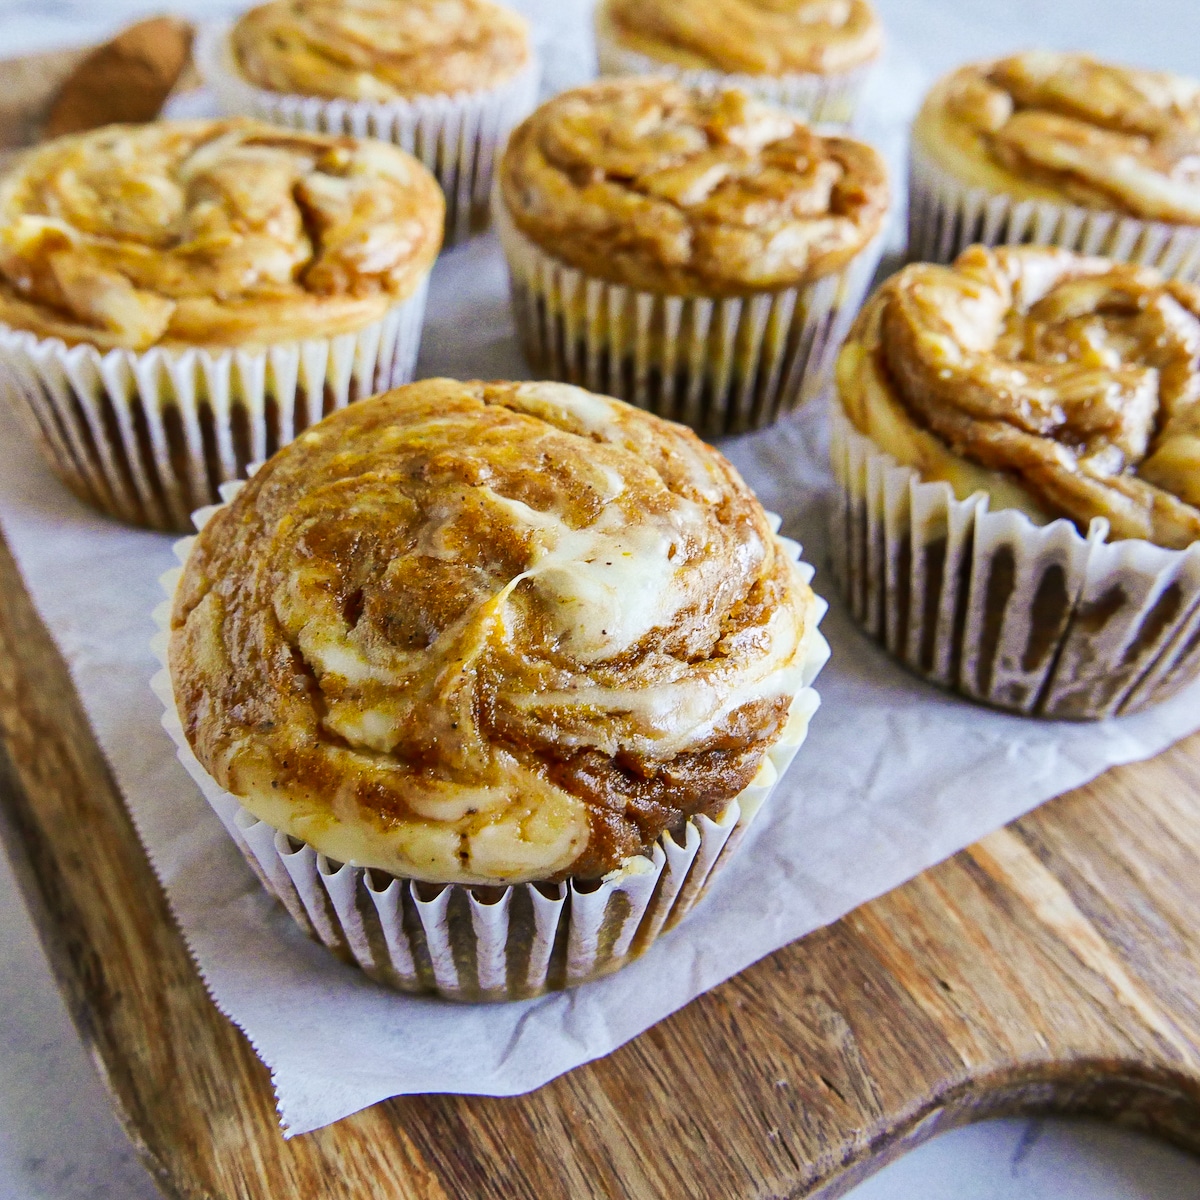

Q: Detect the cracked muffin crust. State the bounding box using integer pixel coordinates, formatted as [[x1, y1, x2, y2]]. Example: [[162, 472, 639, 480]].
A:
[[838, 245, 1200, 550], [168, 378, 820, 885], [0, 119, 444, 352], [231, 0, 532, 101], [914, 51, 1200, 224], [596, 0, 881, 78], [498, 79, 888, 298]]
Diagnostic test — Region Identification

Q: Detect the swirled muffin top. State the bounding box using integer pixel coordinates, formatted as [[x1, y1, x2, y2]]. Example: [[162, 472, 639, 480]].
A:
[[0, 120, 443, 352], [169, 379, 820, 885], [914, 51, 1200, 224], [597, 0, 881, 77], [499, 80, 888, 296], [837, 245, 1200, 550], [231, 0, 532, 100]]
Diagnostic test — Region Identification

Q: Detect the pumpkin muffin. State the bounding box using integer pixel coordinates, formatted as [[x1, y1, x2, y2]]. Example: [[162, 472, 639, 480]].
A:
[[910, 51, 1200, 277], [831, 244, 1200, 719], [0, 119, 443, 530], [595, 0, 881, 126], [497, 79, 889, 437], [158, 378, 829, 998], [199, 0, 539, 243]]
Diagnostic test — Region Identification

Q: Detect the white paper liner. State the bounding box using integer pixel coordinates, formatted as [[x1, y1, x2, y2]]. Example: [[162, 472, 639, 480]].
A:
[[150, 492, 830, 1002], [196, 22, 540, 247], [496, 199, 884, 438], [593, 8, 870, 127], [907, 141, 1200, 279], [828, 401, 1200, 719], [0, 282, 428, 533]]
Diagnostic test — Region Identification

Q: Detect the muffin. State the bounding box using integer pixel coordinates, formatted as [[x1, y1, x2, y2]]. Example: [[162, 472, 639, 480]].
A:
[[153, 378, 829, 1000], [910, 51, 1200, 278], [198, 0, 539, 244], [496, 80, 889, 439], [0, 119, 443, 531], [594, 0, 882, 127], [831, 244, 1200, 719]]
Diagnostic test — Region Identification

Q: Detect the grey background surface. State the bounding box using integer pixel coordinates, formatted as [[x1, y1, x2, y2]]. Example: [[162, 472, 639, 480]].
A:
[[1, 0, 1199, 1196]]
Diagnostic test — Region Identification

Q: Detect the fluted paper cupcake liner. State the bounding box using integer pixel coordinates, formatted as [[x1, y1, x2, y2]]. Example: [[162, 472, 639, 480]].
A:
[[593, 14, 870, 127], [908, 142, 1200, 280], [151, 491, 830, 1001], [196, 23, 539, 246], [829, 402, 1200, 719], [496, 200, 883, 439], [0, 283, 428, 533]]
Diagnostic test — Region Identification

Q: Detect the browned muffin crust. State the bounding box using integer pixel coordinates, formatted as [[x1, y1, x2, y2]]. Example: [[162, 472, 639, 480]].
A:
[[601, 0, 882, 77], [499, 79, 888, 297], [0, 119, 444, 351], [169, 379, 816, 883], [842, 246, 1200, 549], [914, 51, 1200, 224], [232, 0, 532, 101]]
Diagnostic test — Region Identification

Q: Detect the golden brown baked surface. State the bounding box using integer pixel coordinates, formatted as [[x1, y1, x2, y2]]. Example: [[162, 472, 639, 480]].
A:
[[598, 0, 881, 76], [838, 245, 1200, 549], [169, 379, 818, 884], [0, 119, 443, 351], [499, 79, 888, 296], [913, 51, 1200, 224], [231, 0, 531, 101]]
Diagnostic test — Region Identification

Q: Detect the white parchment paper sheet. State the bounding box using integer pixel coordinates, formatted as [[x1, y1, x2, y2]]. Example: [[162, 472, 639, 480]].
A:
[[0, 6, 1198, 1137]]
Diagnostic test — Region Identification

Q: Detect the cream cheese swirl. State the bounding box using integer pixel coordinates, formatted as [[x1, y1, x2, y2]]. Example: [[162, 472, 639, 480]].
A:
[[170, 379, 819, 883], [838, 246, 1200, 549]]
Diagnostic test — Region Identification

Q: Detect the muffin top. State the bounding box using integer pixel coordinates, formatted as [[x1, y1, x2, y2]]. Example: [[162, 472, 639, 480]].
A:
[[230, 0, 532, 100], [598, 0, 881, 77], [169, 379, 819, 885], [914, 51, 1200, 224], [499, 80, 888, 296], [0, 120, 443, 352], [838, 245, 1200, 550]]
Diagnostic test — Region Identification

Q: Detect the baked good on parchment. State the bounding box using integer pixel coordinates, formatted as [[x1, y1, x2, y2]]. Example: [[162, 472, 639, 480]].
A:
[[910, 51, 1200, 276], [0, 118, 443, 531], [0, 119, 442, 350], [200, 0, 539, 243], [161, 378, 829, 998], [230, 0, 532, 100], [594, 0, 882, 126], [831, 244, 1200, 719], [496, 79, 889, 438]]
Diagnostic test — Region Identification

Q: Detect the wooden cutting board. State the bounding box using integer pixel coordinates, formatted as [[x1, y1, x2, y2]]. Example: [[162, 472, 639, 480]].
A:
[[2, 39, 1200, 1200]]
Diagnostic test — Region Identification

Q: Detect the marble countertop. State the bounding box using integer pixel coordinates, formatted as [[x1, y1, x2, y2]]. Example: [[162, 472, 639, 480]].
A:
[[1, 0, 1199, 1197]]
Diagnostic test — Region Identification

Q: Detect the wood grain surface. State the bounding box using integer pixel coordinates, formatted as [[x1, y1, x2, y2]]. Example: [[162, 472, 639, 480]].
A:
[[4, 506, 1200, 1200], [2, 39, 1200, 1200]]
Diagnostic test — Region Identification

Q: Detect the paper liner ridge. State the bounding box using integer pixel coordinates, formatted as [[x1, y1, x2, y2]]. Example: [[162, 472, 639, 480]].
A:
[[153, 501, 828, 1001], [907, 141, 1200, 280], [495, 198, 884, 439], [196, 22, 540, 246], [829, 402, 1200, 719], [0, 283, 427, 531], [592, 13, 871, 128]]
